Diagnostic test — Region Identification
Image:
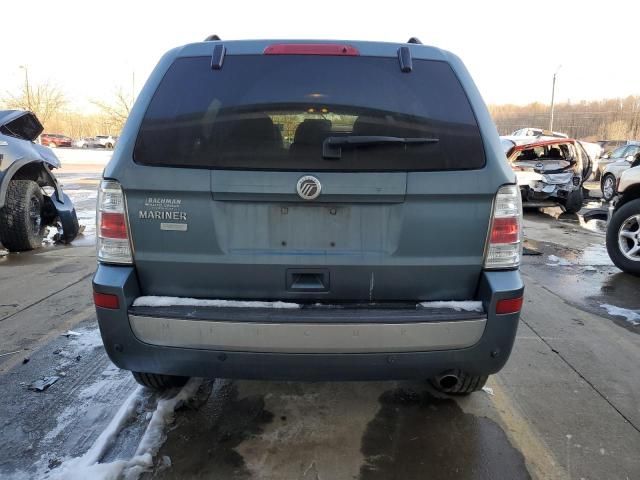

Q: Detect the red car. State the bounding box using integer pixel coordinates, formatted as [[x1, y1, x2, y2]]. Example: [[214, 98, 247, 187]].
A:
[[40, 133, 72, 148]]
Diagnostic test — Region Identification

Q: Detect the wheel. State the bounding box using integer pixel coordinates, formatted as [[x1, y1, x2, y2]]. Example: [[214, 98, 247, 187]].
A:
[[48, 142, 57, 148], [429, 370, 488, 395], [601, 174, 617, 202], [606, 199, 640, 276], [105, 142, 113, 149], [132, 371, 189, 391], [0, 180, 46, 251], [562, 188, 584, 214]]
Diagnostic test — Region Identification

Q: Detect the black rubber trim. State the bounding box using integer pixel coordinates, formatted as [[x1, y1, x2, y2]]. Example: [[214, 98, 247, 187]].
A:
[[128, 304, 486, 324]]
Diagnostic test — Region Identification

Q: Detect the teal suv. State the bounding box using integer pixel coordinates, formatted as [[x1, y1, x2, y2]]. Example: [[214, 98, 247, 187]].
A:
[[93, 38, 524, 394]]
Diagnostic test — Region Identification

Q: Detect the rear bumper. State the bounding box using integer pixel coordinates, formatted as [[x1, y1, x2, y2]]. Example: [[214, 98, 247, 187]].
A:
[[520, 184, 575, 207], [93, 266, 524, 381], [128, 312, 486, 354]]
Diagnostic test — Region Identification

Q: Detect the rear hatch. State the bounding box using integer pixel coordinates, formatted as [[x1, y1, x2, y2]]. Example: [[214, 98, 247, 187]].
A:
[[123, 47, 497, 302]]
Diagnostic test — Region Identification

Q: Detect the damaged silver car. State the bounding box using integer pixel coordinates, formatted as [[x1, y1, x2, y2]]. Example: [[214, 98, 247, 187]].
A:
[[0, 110, 79, 251], [501, 137, 592, 214]]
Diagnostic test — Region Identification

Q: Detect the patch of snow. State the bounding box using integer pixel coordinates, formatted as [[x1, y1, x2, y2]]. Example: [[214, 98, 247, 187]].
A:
[[0, 248, 8, 257], [47, 386, 143, 479], [133, 296, 300, 309], [43, 224, 63, 244], [61, 330, 81, 337], [482, 386, 494, 396], [583, 265, 597, 272], [419, 301, 483, 312], [47, 379, 203, 480], [64, 327, 104, 351], [600, 304, 640, 326], [156, 456, 172, 474], [546, 254, 572, 266], [43, 375, 125, 443], [101, 365, 120, 377], [122, 379, 202, 478], [40, 329, 114, 443]]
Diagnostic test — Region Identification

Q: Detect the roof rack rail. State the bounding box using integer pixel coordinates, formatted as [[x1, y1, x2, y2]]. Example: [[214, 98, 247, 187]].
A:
[[211, 44, 226, 70], [407, 37, 422, 44], [204, 34, 221, 41], [397, 46, 412, 73]]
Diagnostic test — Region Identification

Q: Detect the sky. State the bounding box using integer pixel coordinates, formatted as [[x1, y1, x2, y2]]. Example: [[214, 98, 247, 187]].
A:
[[2, 0, 639, 112]]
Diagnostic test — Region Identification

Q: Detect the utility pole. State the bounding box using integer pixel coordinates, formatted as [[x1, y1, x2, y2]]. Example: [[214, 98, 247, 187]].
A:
[[549, 65, 561, 131], [19, 65, 32, 111]]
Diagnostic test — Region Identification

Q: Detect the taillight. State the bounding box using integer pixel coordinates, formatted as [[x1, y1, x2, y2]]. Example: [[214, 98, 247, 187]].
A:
[[97, 179, 133, 264], [93, 291, 120, 309], [484, 185, 522, 269], [496, 296, 523, 314]]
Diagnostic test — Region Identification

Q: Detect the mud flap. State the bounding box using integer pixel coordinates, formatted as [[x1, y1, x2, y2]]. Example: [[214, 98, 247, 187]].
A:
[[53, 190, 80, 243]]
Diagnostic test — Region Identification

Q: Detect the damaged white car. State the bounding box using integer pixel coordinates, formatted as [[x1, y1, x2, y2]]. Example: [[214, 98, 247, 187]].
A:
[[501, 137, 592, 214]]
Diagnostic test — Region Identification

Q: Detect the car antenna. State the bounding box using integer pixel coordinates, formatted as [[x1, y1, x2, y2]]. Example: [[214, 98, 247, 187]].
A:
[[407, 37, 422, 44], [204, 34, 221, 41]]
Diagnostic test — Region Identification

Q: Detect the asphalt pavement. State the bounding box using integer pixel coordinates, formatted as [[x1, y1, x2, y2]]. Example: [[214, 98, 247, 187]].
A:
[[0, 163, 638, 480]]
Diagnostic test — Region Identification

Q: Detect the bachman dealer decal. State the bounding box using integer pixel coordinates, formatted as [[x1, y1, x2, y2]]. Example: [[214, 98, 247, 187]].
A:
[[139, 197, 188, 231]]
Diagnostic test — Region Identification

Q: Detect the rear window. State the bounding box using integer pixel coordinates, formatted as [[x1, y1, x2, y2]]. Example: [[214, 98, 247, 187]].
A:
[[134, 55, 485, 171]]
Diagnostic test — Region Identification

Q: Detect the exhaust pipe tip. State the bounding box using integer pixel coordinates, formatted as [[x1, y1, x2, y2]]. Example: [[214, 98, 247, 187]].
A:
[[437, 372, 460, 392]]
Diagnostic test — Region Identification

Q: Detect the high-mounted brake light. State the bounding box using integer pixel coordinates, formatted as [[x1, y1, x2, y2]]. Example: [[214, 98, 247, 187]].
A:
[[97, 180, 133, 264], [484, 185, 522, 269], [264, 44, 360, 56]]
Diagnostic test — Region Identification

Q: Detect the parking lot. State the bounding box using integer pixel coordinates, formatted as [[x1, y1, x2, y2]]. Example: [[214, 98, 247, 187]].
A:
[[0, 154, 638, 480]]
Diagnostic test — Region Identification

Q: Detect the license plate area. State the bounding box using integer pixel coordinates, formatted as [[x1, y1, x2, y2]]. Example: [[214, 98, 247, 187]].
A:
[[217, 203, 402, 254]]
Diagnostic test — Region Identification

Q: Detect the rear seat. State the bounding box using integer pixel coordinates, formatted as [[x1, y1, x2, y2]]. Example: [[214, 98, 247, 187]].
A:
[[211, 114, 284, 157], [289, 119, 331, 158]]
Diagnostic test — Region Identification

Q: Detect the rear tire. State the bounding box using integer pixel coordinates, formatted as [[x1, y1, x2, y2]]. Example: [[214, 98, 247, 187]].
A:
[[562, 188, 583, 214], [429, 370, 488, 395], [601, 174, 617, 202], [132, 371, 189, 391], [0, 180, 45, 251], [606, 199, 640, 276]]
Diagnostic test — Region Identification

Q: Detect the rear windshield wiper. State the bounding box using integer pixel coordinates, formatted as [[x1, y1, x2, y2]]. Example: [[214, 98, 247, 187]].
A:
[[322, 135, 439, 159]]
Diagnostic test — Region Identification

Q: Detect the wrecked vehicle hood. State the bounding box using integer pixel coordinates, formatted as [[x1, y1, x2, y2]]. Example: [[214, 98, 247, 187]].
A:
[[0, 110, 43, 141], [0, 110, 60, 170], [0, 110, 78, 245]]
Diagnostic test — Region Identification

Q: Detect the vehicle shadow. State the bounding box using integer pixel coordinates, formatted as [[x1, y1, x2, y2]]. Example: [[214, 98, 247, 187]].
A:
[[145, 380, 531, 480], [359, 385, 530, 480]]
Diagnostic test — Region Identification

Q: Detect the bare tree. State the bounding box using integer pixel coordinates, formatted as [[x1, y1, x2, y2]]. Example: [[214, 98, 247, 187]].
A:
[[4, 81, 67, 125], [91, 88, 133, 133]]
